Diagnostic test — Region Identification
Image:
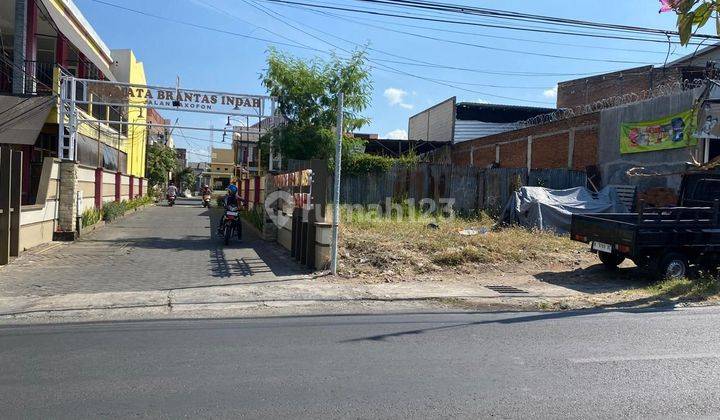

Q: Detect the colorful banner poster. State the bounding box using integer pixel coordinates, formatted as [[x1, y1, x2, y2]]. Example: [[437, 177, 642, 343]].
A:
[[620, 110, 697, 154], [695, 101, 720, 139]]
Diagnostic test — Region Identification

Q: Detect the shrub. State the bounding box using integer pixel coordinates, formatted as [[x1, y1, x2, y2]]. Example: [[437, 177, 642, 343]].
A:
[[241, 205, 265, 231], [126, 195, 153, 211], [343, 153, 395, 175], [102, 200, 127, 222], [81, 208, 103, 228]]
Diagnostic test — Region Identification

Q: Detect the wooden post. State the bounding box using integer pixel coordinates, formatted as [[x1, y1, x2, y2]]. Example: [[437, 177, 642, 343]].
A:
[[9, 151, 23, 256], [115, 171, 121, 202], [0, 147, 11, 264], [94, 168, 103, 208]]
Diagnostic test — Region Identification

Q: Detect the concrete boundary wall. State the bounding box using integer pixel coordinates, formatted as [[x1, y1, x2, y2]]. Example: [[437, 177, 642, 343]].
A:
[[120, 175, 131, 201], [597, 87, 703, 191], [19, 158, 60, 252], [102, 170, 116, 203], [76, 165, 97, 213]]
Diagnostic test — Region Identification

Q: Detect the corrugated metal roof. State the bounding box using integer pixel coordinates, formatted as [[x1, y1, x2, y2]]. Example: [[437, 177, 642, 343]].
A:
[[453, 120, 519, 143], [455, 102, 556, 122]]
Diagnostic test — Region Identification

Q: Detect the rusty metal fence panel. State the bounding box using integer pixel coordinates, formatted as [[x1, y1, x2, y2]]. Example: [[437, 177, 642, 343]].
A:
[[338, 164, 587, 214], [529, 169, 587, 190]]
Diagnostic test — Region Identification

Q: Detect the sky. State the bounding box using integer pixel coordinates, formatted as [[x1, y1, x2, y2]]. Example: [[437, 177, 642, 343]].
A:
[[73, 0, 711, 162]]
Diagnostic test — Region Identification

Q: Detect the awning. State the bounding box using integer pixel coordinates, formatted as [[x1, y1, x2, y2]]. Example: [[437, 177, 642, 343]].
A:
[[39, 0, 116, 81], [0, 96, 55, 145]]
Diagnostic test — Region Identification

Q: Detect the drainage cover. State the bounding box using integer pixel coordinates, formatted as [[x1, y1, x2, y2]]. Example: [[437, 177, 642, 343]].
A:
[[485, 285, 528, 294]]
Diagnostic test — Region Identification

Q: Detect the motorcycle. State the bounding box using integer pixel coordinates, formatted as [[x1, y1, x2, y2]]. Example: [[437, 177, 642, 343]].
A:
[[202, 193, 211, 208], [221, 205, 242, 245], [167, 194, 176, 207]]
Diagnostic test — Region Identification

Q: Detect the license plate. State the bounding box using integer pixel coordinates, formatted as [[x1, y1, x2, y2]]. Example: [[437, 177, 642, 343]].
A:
[[226, 211, 238, 217], [592, 241, 613, 253]]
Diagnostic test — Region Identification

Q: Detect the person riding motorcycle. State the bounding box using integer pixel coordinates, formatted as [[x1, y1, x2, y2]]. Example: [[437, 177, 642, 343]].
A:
[[166, 181, 178, 201], [217, 184, 245, 235], [200, 184, 211, 196]]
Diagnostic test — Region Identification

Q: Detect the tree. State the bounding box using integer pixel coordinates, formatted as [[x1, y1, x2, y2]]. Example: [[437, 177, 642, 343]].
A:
[[259, 47, 373, 164], [174, 167, 196, 191], [146, 143, 177, 187], [660, 0, 720, 45]]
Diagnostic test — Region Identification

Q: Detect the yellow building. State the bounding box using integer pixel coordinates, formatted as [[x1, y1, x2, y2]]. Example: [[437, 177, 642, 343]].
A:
[[110, 49, 148, 178], [209, 148, 236, 192]]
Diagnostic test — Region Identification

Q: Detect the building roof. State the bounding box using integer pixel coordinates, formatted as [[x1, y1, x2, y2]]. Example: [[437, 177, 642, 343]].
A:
[[455, 102, 557, 123], [666, 42, 720, 67], [39, 0, 115, 80], [364, 138, 450, 157]]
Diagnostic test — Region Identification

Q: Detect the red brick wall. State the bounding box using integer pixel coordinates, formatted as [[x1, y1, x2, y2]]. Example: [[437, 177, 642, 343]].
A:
[[557, 66, 688, 110], [472, 146, 495, 167], [572, 127, 598, 171], [499, 141, 527, 168], [450, 112, 600, 171], [532, 133, 568, 169]]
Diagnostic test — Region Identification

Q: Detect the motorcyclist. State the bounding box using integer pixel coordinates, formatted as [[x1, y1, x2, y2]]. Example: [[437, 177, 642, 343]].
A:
[[217, 184, 245, 235], [166, 181, 178, 201], [200, 184, 211, 196]]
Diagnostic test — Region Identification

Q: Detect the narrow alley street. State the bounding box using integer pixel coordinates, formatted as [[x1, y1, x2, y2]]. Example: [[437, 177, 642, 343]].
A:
[[0, 199, 310, 297]]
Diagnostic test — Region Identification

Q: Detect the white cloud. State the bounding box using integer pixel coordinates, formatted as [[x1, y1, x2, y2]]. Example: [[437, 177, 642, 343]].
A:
[[385, 129, 408, 140], [543, 86, 558, 99], [384, 87, 414, 109], [476, 98, 489, 104]]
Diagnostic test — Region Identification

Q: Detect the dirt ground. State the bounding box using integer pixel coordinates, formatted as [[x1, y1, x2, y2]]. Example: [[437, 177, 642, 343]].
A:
[[331, 215, 720, 311]]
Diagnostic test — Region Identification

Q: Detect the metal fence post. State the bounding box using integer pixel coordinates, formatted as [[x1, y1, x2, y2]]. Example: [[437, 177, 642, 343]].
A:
[[0, 147, 11, 265], [9, 150, 22, 256], [330, 93, 343, 275]]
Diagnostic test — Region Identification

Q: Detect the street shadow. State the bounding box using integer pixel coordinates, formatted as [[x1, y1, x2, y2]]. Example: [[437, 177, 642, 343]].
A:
[[534, 263, 654, 295], [207, 209, 311, 279], [339, 301, 679, 343]]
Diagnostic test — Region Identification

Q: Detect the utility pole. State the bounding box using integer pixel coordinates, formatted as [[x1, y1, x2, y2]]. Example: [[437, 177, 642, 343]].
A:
[[330, 93, 343, 275]]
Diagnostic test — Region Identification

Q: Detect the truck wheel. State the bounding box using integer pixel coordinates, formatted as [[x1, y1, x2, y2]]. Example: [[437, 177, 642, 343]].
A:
[[657, 252, 689, 280], [598, 252, 625, 269]]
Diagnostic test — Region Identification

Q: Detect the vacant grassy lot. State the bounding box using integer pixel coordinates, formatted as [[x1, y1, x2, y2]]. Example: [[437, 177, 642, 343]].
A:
[[338, 211, 586, 280]]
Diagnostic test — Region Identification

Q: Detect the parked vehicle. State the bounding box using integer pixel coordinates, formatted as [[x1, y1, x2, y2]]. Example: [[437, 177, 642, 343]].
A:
[[220, 205, 242, 245], [167, 194, 176, 207], [202, 193, 211, 208], [570, 172, 720, 279]]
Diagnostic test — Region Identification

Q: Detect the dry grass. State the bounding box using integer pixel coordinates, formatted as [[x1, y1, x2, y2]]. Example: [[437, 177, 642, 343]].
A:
[[631, 277, 720, 303], [338, 211, 584, 280]]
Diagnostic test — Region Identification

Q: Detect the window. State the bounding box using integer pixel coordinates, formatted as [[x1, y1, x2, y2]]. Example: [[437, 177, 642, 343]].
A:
[[691, 179, 720, 203]]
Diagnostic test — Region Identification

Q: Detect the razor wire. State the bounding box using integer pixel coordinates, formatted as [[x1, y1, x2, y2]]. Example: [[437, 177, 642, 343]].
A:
[[516, 78, 707, 128]]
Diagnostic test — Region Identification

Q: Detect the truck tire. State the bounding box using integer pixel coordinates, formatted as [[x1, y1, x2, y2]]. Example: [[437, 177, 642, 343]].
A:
[[657, 252, 689, 280], [598, 251, 625, 269]]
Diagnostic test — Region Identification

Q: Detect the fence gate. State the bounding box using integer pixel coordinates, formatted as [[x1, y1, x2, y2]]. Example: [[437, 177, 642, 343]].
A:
[[0, 146, 22, 265]]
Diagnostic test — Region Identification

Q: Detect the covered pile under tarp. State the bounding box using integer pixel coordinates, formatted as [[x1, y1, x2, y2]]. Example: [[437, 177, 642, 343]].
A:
[[499, 186, 629, 234]]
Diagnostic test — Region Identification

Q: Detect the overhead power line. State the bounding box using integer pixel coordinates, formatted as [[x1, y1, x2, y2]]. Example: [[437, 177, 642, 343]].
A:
[[353, 0, 720, 41], [297, 5, 680, 56], [257, 0, 710, 46], [91, 0, 620, 84], [242, 0, 555, 104]]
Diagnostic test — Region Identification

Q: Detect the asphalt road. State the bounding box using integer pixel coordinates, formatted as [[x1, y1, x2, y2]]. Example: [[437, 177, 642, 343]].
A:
[[3, 307, 720, 418]]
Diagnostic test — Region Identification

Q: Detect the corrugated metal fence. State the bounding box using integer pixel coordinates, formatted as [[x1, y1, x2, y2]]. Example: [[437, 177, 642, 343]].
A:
[[340, 164, 587, 215]]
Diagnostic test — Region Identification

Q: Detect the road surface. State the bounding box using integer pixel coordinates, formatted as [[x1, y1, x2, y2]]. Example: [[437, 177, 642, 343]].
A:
[[3, 307, 720, 418]]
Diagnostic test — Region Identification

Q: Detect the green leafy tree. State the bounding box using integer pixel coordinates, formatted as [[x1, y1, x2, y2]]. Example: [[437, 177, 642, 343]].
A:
[[174, 167, 197, 191], [259, 47, 373, 165], [660, 0, 720, 45], [146, 143, 178, 187]]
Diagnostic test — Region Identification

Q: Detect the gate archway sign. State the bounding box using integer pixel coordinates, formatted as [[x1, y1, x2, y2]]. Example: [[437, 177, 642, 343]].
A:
[[57, 75, 278, 160]]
